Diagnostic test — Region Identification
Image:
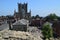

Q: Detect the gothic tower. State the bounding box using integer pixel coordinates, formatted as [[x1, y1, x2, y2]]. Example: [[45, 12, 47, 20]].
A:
[[14, 3, 31, 20], [18, 3, 28, 19]]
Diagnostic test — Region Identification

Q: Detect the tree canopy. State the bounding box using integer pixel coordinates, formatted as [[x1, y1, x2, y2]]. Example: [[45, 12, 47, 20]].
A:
[[45, 13, 59, 21], [42, 22, 53, 40]]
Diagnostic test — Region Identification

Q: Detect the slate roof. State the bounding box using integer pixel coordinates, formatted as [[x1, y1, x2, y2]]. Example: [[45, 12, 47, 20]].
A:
[[13, 19, 29, 25]]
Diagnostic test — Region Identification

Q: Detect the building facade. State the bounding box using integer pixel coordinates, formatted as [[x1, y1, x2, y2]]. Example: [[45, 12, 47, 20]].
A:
[[14, 3, 31, 21]]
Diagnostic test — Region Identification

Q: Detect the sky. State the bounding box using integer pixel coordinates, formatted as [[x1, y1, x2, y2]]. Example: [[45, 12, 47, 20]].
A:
[[0, 0, 60, 17]]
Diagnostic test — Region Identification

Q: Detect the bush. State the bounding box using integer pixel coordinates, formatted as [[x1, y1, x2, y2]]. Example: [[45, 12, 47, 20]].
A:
[[42, 22, 53, 40]]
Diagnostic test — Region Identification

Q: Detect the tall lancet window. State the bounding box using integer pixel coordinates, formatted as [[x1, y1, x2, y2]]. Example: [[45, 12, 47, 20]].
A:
[[21, 8, 25, 18]]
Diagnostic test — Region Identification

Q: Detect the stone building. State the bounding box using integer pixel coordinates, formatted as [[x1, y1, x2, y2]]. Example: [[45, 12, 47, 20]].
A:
[[14, 3, 31, 21], [12, 19, 29, 31]]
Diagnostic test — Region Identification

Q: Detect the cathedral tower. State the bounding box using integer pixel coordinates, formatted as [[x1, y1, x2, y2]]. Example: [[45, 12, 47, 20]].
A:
[[14, 3, 31, 20]]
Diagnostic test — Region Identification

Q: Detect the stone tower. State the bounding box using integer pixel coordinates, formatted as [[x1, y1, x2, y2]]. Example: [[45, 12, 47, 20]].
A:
[[18, 3, 27, 19], [14, 3, 31, 20]]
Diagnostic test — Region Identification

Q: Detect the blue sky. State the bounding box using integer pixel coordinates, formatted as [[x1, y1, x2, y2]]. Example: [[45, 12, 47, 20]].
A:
[[0, 0, 60, 17]]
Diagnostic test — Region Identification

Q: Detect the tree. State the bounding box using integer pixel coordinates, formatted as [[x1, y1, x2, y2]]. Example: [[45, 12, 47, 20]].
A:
[[45, 13, 58, 21], [35, 15, 40, 17], [31, 16, 35, 19], [42, 22, 53, 40]]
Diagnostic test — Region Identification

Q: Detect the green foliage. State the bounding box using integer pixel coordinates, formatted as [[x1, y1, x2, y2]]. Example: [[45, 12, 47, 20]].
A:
[[31, 15, 40, 19], [45, 13, 58, 21], [42, 22, 53, 40], [35, 15, 40, 18]]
